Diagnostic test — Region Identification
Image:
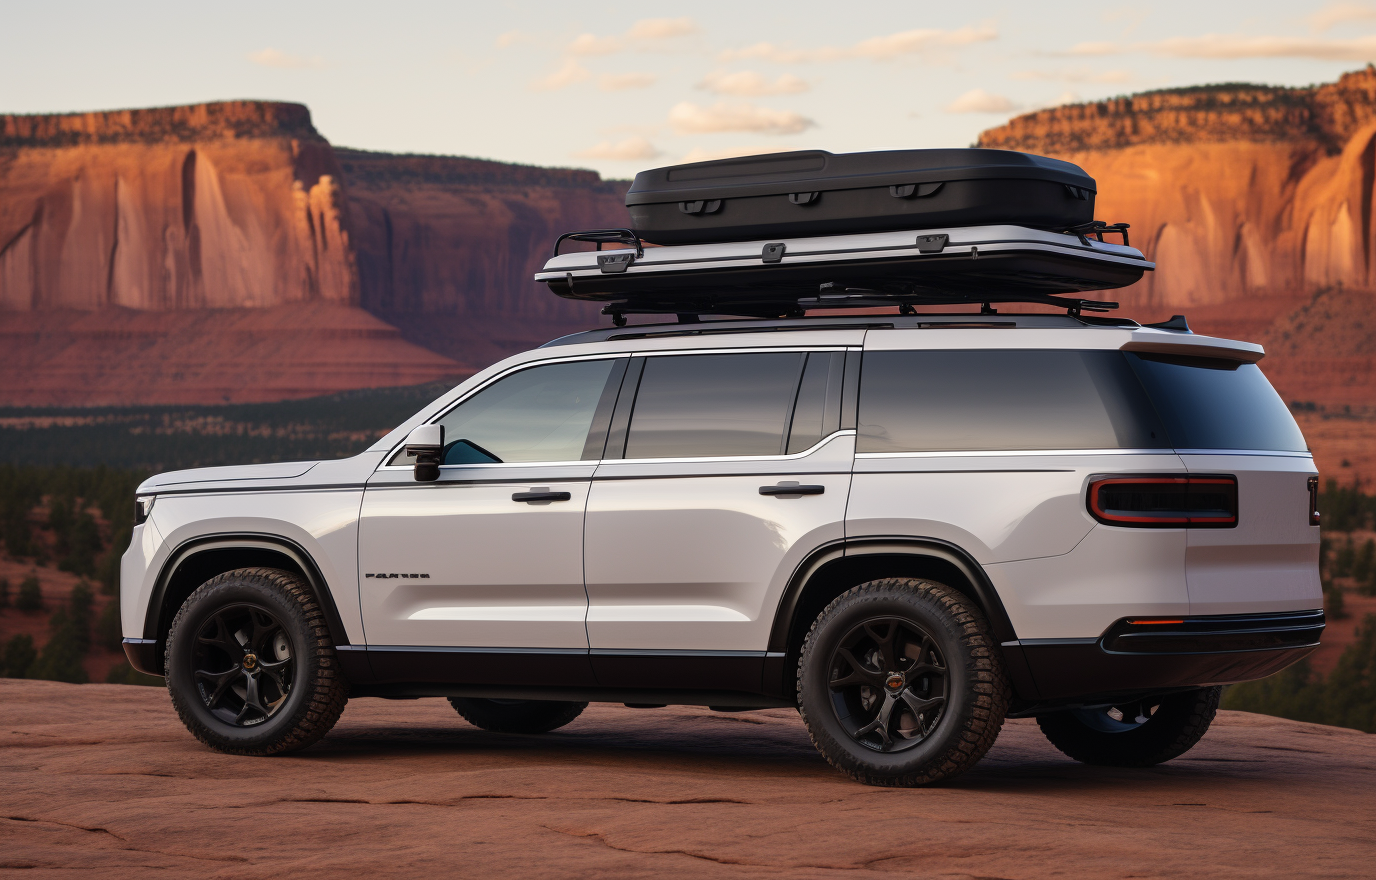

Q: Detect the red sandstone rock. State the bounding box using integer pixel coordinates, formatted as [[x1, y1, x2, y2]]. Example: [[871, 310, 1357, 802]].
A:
[[0, 679, 1371, 877]]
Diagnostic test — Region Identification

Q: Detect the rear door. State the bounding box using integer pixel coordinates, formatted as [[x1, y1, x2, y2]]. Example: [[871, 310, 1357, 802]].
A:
[[582, 348, 854, 688]]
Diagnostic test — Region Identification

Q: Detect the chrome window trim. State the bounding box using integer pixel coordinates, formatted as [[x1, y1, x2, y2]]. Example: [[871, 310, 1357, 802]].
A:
[[598, 429, 856, 467], [855, 448, 1177, 459]]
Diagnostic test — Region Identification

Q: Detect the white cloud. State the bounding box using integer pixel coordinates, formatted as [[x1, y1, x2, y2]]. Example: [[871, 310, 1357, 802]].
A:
[[626, 17, 699, 40], [574, 137, 663, 161], [1146, 34, 1376, 60], [668, 101, 816, 135], [1011, 68, 1134, 84], [495, 31, 528, 49], [568, 17, 699, 56], [946, 89, 1020, 114], [680, 145, 798, 163], [721, 25, 997, 64], [1309, 3, 1376, 32], [530, 59, 590, 91], [698, 71, 811, 96], [1051, 91, 1082, 106], [600, 72, 657, 91], [248, 48, 326, 69], [1061, 41, 1121, 56], [1060, 33, 1376, 61], [568, 33, 624, 56]]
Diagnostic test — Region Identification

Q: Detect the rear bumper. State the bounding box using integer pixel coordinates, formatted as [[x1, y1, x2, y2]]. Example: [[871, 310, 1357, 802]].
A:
[[122, 639, 162, 677], [1008, 610, 1323, 704]]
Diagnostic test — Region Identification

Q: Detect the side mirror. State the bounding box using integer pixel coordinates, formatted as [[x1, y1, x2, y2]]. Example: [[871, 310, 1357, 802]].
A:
[[404, 425, 444, 482]]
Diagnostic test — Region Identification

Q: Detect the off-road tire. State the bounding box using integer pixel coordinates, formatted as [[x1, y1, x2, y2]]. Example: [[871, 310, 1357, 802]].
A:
[[797, 578, 1010, 787], [449, 698, 587, 733], [165, 567, 349, 755], [1037, 686, 1221, 767]]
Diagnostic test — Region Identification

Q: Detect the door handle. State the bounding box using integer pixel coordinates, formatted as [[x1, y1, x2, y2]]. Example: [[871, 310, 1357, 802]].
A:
[[512, 488, 572, 503], [759, 482, 825, 496]]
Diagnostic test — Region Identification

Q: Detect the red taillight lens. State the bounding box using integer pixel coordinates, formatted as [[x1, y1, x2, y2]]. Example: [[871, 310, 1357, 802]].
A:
[[1308, 476, 1320, 526], [1087, 475, 1237, 528]]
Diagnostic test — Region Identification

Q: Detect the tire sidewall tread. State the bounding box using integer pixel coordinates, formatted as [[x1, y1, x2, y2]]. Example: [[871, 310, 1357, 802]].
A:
[[164, 567, 349, 756]]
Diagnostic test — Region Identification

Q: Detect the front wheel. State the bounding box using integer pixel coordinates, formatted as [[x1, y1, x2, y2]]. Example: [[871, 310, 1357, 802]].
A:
[[164, 567, 349, 755], [797, 578, 1010, 787], [449, 698, 587, 733], [1037, 686, 1221, 767]]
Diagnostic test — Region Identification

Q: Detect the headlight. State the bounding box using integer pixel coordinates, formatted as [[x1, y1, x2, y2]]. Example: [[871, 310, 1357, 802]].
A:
[[135, 496, 157, 525]]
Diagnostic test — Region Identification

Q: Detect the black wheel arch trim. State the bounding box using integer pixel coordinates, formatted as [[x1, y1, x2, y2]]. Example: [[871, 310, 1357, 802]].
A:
[[142, 533, 353, 659], [767, 536, 1018, 655]]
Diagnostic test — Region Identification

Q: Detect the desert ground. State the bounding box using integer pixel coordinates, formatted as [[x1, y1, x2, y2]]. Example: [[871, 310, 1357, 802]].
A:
[[1, 679, 1372, 878]]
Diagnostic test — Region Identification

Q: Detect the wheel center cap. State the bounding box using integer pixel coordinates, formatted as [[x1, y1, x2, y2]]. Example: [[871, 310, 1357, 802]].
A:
[[242, 653, 258, 671], [885, 672, 905, 691]]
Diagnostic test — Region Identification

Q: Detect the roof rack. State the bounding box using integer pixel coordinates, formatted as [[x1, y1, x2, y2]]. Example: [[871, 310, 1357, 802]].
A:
[[596, 287, 1119, 327]]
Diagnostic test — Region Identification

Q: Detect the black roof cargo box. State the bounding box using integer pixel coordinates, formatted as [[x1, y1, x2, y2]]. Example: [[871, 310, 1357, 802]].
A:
[[625, 149, 1097, 245], [536, 223, 1152, 319]]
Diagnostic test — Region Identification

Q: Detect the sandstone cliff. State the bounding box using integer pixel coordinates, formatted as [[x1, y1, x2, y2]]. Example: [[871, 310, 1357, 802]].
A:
[[978, 67, 1376, 308], [0, 101, 356, 311]]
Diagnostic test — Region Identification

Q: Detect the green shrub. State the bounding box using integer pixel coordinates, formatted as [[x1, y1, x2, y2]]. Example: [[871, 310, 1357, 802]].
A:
[[30, 606, 89, 683], [2, 634, 36, 678], [1224, 613, 1376, 733], [104, 661, 163, 687], [95, 598, 124, 653], [68, 581, 93, 653], [15, 574, 42, 611], [0, 577, 9, 608]]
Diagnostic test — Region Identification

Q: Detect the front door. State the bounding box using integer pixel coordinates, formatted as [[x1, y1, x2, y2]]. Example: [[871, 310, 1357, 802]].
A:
[[358, 356, 625, 660], [583, 349, 854, 690]]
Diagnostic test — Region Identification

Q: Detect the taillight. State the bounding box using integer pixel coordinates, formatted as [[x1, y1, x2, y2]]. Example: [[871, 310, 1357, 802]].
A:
[[1308, 476, 1320, 526], [1087, 475, 1237, 528]]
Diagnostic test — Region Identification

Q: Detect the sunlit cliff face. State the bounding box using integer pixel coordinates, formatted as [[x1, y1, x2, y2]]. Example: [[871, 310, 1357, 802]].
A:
[[979, 66, 1376, 309]]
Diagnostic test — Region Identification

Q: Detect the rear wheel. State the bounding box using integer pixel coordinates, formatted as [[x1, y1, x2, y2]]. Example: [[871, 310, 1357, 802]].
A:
[[797, 578, 1010, 787], [1037, 686, 1221, 767], [165, 567, 349, 755], [449, 698, 587, 734]]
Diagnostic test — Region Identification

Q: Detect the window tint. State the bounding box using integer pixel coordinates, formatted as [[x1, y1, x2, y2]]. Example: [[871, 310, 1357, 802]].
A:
[[858, 350, 1163, 453], [625, 352, 803, 458], [787, 352, 845, 453], [389, 359, 617, 466], [1126, 353, 1307, 452]]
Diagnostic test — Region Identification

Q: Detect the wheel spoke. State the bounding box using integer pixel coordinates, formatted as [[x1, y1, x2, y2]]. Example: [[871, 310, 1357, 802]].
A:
[[197, 667, 241, 710], [196, 613, 243, 658], [830, 647, 885, 689], [900, 690, 946, 716], [236, 673, 270, 723], [863, 621, 899, 671], [853, 693, 898, 751], [248, 610, 281, 655]]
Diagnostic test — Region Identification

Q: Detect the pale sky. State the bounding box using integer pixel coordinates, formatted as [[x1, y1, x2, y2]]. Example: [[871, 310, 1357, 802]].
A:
[[4, 1, 1376, 177]]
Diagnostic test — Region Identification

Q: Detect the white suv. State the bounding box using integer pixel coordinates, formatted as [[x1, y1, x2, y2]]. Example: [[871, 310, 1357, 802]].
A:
[[121, 314, 1323, 785]]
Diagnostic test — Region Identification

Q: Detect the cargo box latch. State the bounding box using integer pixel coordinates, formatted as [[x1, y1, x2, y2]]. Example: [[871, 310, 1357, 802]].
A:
[[678, 200, 722, 215], [916, 234, 948, 254], [788, 192, 820, 206], [762, 243, 786, 263], [597, 252, 636, 273], [890, 182, 944, 199]]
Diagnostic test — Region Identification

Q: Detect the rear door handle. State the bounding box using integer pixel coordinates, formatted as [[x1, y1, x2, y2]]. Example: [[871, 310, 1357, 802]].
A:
[[512, 488, 572, 503], [759, 482, 825, 496]]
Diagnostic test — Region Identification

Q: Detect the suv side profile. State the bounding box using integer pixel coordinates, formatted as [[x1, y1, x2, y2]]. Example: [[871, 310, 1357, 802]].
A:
[[122, 314, 1323, 786]]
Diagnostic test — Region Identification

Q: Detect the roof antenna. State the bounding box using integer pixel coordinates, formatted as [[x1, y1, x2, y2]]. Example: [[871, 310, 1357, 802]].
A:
[[980, 302, 997, 315], [677, 313, 701, 324]]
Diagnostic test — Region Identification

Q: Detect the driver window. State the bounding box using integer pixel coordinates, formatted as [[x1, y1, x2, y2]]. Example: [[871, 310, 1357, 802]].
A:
[[388, 359, 618, 466]]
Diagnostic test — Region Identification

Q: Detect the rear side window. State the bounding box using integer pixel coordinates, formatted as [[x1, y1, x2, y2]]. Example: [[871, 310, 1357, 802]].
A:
[[626, 352, 803, 458], [858, 350, 1163, 453], [1125, 353, 1307, 452]]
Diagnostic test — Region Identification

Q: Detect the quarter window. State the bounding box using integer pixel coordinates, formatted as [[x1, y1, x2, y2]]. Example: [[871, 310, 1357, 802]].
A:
[[857, 350, 1163, 453], [625, 352, 804, 458]]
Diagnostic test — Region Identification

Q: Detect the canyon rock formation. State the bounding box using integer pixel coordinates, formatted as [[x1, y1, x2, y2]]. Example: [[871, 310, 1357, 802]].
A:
[[0, 102, 630, 405], [978, 66, 1376, 309]]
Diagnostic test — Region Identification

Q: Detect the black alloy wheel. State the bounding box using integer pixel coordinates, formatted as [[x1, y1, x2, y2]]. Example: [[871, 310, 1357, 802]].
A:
[[827, 617, 948, 753], [798, 578, 1010, 787], [165, 567, 349, 755], [1037, 686, 1221, 767], [191, 603, 295, 727]]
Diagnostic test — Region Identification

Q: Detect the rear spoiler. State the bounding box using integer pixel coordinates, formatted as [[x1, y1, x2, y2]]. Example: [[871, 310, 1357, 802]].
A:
[[1121, 329, 1264, 364]]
